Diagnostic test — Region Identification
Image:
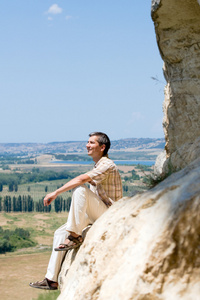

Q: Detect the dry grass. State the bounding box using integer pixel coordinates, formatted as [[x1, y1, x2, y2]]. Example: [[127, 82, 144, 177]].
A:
[[0, 212, 70, 299], [117, 165, 136, 173], [0, 252, 57, 300]]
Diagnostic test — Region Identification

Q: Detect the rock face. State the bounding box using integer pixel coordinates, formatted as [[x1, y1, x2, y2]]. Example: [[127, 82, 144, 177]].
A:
[[58, 157, 200, 300], [154, 136, 200, 175], [152, 0, 200, 172]]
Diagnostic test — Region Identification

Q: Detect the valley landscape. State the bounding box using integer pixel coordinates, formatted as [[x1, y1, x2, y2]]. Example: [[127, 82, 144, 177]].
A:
[[0, 138, 164, 300]]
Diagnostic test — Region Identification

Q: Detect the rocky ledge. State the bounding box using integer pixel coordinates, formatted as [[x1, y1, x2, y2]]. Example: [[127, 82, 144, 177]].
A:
[[58, 156, 200, 300]]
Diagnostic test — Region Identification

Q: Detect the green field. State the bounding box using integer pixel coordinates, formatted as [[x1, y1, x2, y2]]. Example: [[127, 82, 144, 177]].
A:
[[0, 212, 69, 300], [0, 160, 92, 203], [0, 160, 151, 203], [0, 179, 73, 202]]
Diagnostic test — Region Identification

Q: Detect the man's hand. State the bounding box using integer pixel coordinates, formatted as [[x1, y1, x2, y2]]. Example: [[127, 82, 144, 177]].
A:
[[43, 191, 57, 206], [43, 173, 90, 207]]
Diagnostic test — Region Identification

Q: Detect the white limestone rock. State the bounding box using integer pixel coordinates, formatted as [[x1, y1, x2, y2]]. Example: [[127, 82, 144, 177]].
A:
[[154, 150, 167, 175], [152, 0, 200, 170], [154, 137, 200, 175], [58, 157, 200, 300], [164, 136, 200, 172]]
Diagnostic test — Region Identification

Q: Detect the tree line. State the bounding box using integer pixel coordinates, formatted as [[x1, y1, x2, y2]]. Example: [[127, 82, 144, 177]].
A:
[[0, 169, 78, 187], [0, 195, 71, 213]]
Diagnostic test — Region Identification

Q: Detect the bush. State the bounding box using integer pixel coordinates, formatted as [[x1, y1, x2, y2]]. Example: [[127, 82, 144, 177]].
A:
[[0, 238, 13, 253], [131, 170, 140, 180], [0, 226, 36, 254], [143, 164, 177, 189]]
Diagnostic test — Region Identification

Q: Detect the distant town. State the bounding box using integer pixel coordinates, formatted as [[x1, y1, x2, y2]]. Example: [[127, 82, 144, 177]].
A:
[[0, 138, 165, 155]]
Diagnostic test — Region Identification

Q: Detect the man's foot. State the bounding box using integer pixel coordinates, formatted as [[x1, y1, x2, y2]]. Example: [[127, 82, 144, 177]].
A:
[[54, 235, 83, 251], [29, 278, 58, 290]]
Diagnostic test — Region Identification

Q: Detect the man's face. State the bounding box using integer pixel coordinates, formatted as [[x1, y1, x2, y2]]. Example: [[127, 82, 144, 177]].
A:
[[86, 135, 105, 159]]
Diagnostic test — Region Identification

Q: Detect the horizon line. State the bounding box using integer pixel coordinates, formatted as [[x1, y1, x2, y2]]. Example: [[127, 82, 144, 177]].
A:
[[0, 137, 165, 144]]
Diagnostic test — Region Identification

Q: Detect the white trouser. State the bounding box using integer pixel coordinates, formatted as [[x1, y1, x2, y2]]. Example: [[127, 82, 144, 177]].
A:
[[45, 185, 108, 282]]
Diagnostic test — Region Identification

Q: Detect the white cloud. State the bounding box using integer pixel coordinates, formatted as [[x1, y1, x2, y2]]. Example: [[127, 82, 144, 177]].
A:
[[46, 4, 63, 15], [48, 16, 53, 21]]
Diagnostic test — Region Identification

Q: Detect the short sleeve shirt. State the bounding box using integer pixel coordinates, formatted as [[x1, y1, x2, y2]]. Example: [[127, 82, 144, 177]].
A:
[[86, 155, 123, 204]]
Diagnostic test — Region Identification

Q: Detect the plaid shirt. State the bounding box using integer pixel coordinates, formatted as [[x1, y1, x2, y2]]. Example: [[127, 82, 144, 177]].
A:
[[86, 155, 123, 206]]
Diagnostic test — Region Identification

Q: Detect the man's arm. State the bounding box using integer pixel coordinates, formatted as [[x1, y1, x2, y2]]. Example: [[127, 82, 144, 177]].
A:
[[43, 173, 91, 206]]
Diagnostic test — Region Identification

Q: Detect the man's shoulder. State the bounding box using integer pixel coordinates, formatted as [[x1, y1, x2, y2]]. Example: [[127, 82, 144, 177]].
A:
[[97, 156, 117, 169]]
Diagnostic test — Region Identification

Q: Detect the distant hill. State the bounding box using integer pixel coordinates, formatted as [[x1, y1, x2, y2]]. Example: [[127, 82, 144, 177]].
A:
[[111, 138, 165, 150], [0, 138, 165, 155]]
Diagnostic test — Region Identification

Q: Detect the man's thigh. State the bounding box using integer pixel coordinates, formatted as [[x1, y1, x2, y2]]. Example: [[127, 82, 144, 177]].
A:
[[86, 187, 108, 222]]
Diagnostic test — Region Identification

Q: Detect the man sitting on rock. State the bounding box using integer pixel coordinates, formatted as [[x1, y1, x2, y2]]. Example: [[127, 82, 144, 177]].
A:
[[30, 132, 122, 290]]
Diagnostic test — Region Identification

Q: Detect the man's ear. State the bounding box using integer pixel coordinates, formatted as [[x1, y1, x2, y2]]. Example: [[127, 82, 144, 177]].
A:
[[101, 144, 106, 153]]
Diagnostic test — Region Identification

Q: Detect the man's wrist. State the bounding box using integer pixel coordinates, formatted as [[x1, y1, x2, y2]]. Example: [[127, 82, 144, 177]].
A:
[[55, 190, 60, 197]]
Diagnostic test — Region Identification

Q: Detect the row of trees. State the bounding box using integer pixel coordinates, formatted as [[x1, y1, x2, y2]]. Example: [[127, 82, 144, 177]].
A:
[[0, 183, 19, 192], [0, 183, 49, 193], [0, 169, 76, 186], [3, 195, 34, 212], [0, 195, 71, 213]]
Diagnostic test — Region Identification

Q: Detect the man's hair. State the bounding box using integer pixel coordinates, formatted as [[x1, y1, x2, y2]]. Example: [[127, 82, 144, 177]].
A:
[[89, 132, 111, 155]]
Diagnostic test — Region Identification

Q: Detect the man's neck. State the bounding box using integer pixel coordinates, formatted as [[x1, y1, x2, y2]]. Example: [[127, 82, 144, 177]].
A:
[[92, 154, 104, 164]]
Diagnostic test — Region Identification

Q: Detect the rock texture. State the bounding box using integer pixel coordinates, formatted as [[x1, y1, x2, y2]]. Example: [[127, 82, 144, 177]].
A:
[[154, 136, 200, 175], [152, 0, 200, 172], [58, 157, 200, 300]]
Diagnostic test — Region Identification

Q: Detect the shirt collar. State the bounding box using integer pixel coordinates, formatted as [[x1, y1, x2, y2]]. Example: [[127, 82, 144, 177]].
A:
[[94, 154, 109, 168]]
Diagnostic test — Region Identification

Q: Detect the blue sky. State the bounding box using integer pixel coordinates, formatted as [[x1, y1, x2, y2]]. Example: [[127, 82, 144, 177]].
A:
[[0, 1, 165, 143]]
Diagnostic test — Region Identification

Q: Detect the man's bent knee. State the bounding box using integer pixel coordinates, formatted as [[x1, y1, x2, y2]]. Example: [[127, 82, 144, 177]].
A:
[[72, 185, 89, 196]]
